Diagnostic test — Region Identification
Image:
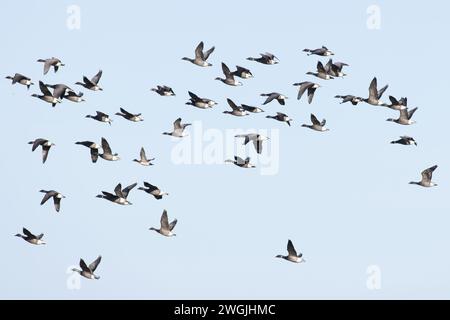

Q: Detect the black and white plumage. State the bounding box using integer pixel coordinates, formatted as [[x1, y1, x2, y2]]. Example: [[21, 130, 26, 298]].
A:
[[409, 165, 438, 187], [301, 113, 329, 132], [75, 141, 101, 163], [37, 57, 64, 75], [235, 134, 269, 154], [163, 118, 191, 137], [86, 111, 112, 125], [276, 240, 305, 263], [303, 46, 334, 56], [223, 98, 249, 116], [215, 62, 242, 86], [75, 70, 103, 91], [293, 82, 320, 104], [266, 112, 292, 126], [247, 52, 279, 65], [324, 59, 348, 77], [39, 190, 65, 212], [232, 65, 253, 79], [115, 107, 144, 122], [31, 81, 62, 107], [182, 41, 215, 67], [364, 77, 388, 106], [149, 210, 177, 237], [133, 147, 155, 166], [72, 256, 102, 280], [186, 91, 217, 109], [6, 73, 34, 89], [99, 137, 120, 161], [151, 85, 175, 96], [261, 92, 288, 105], [390, 136, 417, 146], [138, 182, 168, 200], [15, 228, 45, 245], [335, 95, 363, 106], [306, 61, 333, 80], [28, 138, 55, 163], [225, 156, 256, 168], [386, 107, 418, 125]]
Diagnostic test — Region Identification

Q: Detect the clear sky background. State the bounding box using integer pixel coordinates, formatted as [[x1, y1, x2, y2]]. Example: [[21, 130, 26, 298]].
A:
[[1, 0, 450, 299]]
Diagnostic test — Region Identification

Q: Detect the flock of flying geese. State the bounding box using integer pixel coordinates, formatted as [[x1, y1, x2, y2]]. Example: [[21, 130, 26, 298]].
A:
[[9, 41, 438, 277]]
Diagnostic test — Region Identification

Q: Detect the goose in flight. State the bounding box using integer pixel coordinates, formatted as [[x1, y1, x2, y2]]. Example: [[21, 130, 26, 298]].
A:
[[31, 81, 62, 107], [37, 57, 64, 75], [75, 70, 103, 91], [324, 59, 348, 77], [186, 91, 217, 109], [115, 107, 144, 122], [266, 112, 292, 126], [390, 136, 417, 146], [306, 61, 333, 80], [39, 190, 65, 212], [241, 104, 264, 113], [386, 107, 418, 125], [247, 52, 279, 65], [387, 96, 407, 111], [28, 138, 55, 163], [15, 228, 46, 245], [225, 156, 256, 168], [276, 240, 305, 263], [151, 85, 175, 96], [96, 182, 136, 205], [215, 62, 242, 86], [163, 118, 191, 137], [75, 141, 101, 163], [261, 92, 288, 105], [293, 82, 320, 104], [45, 83, 85, 103], [303, 46, 334, 56], [363, 77, 388, 106], [6, 73, 34, 89], [235, 134, 269, 154], [182, 41, 215, 67], [409, 165, 438, 187], [138, 182, 168, 200], [223, 98, 249, 116], [99, 137, 120, 161], [302, 114, 329, 132], [72, 256, 102, 280], [149, 210, 177, 237], [232, 66, 253, 79], [133, 147, 155, 166], [334, 95, 363, 106], [86, 111, 112, 125]]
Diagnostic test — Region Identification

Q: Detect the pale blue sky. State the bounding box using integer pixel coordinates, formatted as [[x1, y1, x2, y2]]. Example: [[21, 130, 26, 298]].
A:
[[1, 0, 450, 299]]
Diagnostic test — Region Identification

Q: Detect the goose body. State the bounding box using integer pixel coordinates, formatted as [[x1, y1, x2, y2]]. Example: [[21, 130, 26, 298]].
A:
[[86, 111, 112, 125], [182, 41, 214, 67], [40, 190, 65, 212], [324, 59, 348, 77], [266, 112, 292, 126], [75, 141, 101, 163], [261, 92, 287, 105], [306, 61, 333, 80], [6, 73, 34, 89], [364, 77, 388, 106], [149, 210, 177, 237], [302, 113, 329, 132], [409, 165, 438, 187], [390, 136, 417, 146], [225, 156, 256, 168], [139, 182, 168, 199], [37, 57, 64, 74], [163, 118, 191, 137], [28, 138, 55, 163], [75, 70, 103, 91], [15, 228, 45, 245], [247, 52, 279, 65], [133, 147, 154, 166], [72, 256, 102, 280], [232, 65, 253, 79], [335, 95, 363, 106], [115, 107, 144, 122], [31, 81, 62, 107], [215, 62, 242, 86], [276, 240, 305, 263], [387, 96, 408, 111], [235, 133, 269, 154], [223, 98, 249, 116], [303, 46, 334, 56], [99, 137, 120, 161], [186, 91, 217, 109], [293, 82, 320, 104], [241, 104, 264, 113], [151, 85, 175, 96], [96, 182, 136, 205], [386, 107, 418, 125]]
